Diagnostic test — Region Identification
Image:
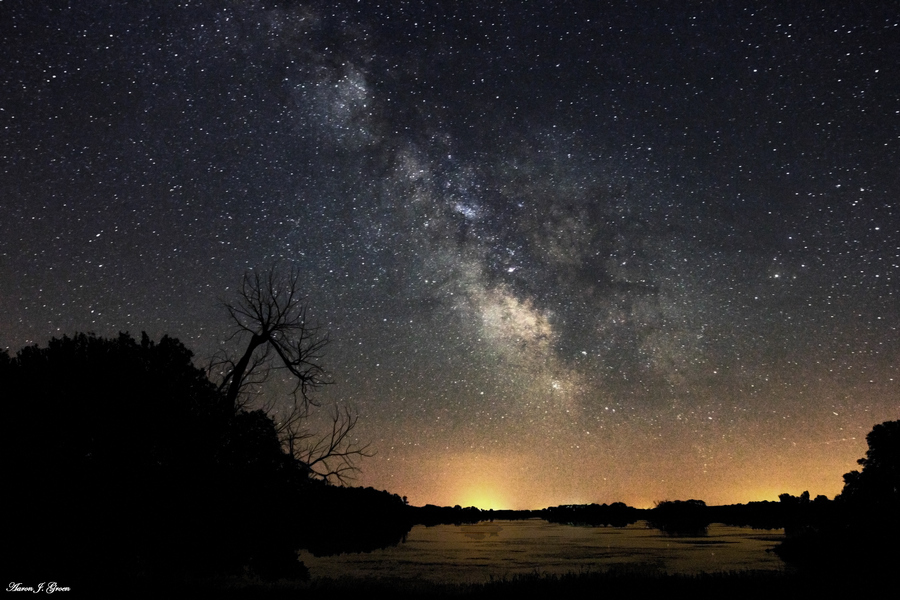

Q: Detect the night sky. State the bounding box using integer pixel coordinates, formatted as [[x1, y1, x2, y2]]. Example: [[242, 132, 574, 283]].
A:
[[2, 2, 898, 509]]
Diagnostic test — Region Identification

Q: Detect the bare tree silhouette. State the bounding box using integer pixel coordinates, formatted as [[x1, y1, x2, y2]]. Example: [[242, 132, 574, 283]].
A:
[[211, 265, 372, 484]]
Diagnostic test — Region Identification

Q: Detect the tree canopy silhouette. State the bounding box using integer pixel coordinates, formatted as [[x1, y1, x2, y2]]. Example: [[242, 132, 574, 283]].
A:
[[3, 332, 312, 586], [839, 419, 899, 513]]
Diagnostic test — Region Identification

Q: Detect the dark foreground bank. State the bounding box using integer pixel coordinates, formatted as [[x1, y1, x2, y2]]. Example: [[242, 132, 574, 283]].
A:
[[135, 567, 890, 600]]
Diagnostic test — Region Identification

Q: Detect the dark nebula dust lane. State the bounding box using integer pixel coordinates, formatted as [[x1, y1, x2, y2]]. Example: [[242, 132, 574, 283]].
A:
[[2, 2, 898, 508]]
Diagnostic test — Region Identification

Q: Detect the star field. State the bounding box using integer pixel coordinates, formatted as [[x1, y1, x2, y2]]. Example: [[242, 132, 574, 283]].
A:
[[2, 2, 898, 509]]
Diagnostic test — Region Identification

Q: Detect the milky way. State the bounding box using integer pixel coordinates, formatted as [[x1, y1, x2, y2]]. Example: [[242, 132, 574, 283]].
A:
[[2, 2, 898, 508]]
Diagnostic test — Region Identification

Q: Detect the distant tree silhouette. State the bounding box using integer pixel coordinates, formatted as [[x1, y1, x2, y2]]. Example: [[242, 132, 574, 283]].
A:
[[649, 499, 710, 536], [542, 502, 640, 527], [211, 265, 372, 483], [778, 490, 811, 508]]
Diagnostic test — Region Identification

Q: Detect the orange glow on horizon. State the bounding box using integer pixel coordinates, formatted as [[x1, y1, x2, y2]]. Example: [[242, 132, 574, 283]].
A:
[[456, 488, 509, 510], [358, 421, 872, 511]]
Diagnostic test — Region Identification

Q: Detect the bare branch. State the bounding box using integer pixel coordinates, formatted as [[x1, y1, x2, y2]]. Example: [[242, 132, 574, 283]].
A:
[[217, 265, 332, 412], [213, 264, 370, 484], [291, 405, 375, 485]]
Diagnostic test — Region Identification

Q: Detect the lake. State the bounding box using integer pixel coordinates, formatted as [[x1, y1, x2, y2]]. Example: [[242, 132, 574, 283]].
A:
[[296, 519, 786, 583]]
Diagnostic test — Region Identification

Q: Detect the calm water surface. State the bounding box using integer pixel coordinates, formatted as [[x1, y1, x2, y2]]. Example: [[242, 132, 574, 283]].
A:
[[297, 519, 786, 583]]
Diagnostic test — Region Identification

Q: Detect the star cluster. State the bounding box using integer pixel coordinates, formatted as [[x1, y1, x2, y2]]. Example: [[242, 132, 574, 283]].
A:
[[2, 2, 897, 508]]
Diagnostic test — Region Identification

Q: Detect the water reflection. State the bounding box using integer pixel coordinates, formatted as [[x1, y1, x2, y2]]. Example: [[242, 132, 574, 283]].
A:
[[297, 519, 785, 583]]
